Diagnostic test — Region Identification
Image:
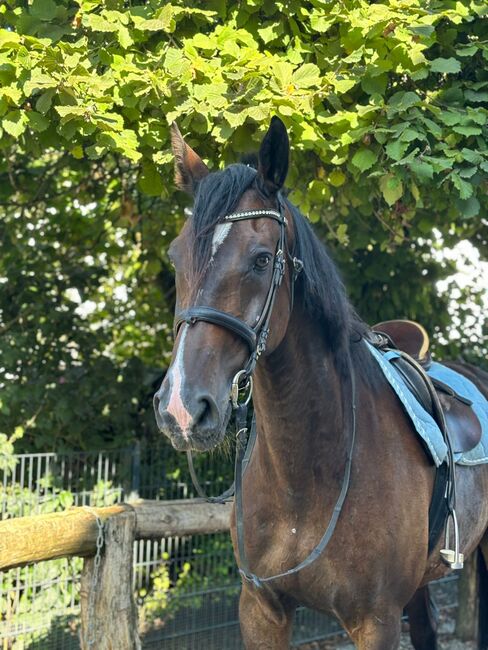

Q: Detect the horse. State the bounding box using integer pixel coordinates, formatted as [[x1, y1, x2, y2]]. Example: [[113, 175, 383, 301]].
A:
[[153, 116, 488, 649]]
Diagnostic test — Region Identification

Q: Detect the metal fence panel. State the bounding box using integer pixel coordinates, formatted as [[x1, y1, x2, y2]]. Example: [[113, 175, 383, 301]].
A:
[[0, 444, 458, 649]]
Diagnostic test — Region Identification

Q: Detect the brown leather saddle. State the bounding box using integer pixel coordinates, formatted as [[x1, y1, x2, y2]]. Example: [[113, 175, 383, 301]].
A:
[[372, 319, 482, 455]]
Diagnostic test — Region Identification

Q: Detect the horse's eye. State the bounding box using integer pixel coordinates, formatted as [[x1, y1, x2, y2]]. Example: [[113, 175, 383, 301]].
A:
[[254, 254, 272, 271]]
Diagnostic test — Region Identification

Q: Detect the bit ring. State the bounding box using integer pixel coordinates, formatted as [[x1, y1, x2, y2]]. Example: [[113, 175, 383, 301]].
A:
[[231, 370, 253, 409]]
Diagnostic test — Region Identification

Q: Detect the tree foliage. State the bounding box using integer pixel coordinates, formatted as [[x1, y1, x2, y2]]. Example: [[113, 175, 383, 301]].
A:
[[0, 0, 486, 450]]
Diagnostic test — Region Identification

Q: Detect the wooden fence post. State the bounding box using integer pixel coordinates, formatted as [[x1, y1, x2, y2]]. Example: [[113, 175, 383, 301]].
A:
[[456, 551, 479, 642], [80, 507, 140, 650]]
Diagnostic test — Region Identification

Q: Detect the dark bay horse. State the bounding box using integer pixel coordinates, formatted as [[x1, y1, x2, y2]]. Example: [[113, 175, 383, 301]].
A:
[[153, 117, 488, 649]]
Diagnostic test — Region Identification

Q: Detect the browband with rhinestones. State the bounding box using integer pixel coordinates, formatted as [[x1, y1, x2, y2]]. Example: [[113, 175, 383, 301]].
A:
[[223, 209, 285, 224]]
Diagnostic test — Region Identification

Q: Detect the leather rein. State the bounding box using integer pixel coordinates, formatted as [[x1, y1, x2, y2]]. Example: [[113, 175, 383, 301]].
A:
[[174, 195, 357, 588]]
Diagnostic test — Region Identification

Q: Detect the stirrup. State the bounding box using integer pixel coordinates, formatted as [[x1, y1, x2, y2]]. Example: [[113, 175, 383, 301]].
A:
[[440, 510, 464, 570]]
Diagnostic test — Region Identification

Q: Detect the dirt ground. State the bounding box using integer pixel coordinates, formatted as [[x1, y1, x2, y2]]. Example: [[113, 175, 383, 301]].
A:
[[299, 607, 476, 649]]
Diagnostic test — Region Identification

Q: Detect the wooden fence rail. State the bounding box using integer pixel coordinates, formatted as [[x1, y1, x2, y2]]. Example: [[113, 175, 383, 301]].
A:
[[0, 499, 232, 650], [0, 499, 232, 571]]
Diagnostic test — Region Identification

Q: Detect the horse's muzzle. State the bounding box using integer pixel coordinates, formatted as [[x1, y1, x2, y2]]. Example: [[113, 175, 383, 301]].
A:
[[153, 378, 230, 451]]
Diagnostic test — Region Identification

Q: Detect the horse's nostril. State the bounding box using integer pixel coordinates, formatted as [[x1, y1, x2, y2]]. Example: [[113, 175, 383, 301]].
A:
[[194, 395, 219, 430]]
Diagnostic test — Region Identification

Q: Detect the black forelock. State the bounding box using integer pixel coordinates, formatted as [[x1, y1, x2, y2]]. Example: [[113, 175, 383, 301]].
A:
[[190, 164, 257, 279]]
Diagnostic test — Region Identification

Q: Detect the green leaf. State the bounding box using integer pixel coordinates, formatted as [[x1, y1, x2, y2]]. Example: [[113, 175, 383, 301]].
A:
[[410, 181, 420, 203], [36, 89, 55, 114], [193, 82, 227, 109], [98, 129, 141, 162], [388, 92, 421, 112], [157, 4, 177, 32], [0, 84, 22, 104], [408, 160, 434, 181], [0, 29, 20, 47], [351, 148, 378, 172], [456, 196, 480, 219], [24, 72, 57, 96], [139, 162, 164, 196], [71, 144, 84, 159], [92, 111, 124, 132], [385, 139, 409, 162], [246, 105, 268, 122], [430, 58, 461, 74], [420, 117, 442, 138], [257, 22, 281, 44], [133, 18, 168, 32], [85, 143, 107, 159], [361, 74, 387, 96], [27, 111, 49, 132], [56, 105, 87, 120], [329, 169, 346, 187], [332, 78, 356, 94], [466, 109, 486, 126], [292, 64, 321, 89], [451, 174, 473, 200], [191, 33, 215, 49], [423, 156, 452, 172], [437, 111, 461, 126], [461, 149, 483, 165], [84, 13, 119, 32], [310, 12, 333, 33], [400, 128, 425, 143], [452, 125, 482, 137], [117, 26, 133, 49], [456, 44, 478, 57], [272, 62, 293, 90], [30, 0, 58, 21], [464, 90, 488, 103], [2, 110, 28, 137], [336, 223, 349, 245], [409, 25, 435, 38], [458, 166, 477, 179], [379, 173, 403, 205]]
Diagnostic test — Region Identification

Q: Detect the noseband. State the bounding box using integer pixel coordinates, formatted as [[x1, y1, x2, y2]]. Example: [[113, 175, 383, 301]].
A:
[[174, 195, 303, 392]]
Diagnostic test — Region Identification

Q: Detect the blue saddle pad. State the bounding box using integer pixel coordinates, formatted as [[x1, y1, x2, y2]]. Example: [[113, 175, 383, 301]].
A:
[[365, 342, 488, 467]]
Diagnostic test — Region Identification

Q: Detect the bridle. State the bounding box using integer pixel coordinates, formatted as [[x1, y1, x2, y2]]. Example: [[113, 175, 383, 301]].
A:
[[172, 193, 357, 589], [174, 194, 303, 383]]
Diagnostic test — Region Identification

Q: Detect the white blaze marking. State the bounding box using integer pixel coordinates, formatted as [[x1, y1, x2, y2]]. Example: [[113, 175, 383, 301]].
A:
[[166, 324, 193, 438], [210, 223, 232, 261]]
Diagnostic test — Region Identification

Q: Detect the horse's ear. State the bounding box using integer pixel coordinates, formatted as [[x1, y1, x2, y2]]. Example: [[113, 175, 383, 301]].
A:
[[170, 122, 209, 194], [257, 116, 289, 195]]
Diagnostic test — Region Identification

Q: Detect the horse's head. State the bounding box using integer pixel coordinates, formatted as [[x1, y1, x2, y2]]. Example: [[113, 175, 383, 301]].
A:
[[153, 118, 297, 451]]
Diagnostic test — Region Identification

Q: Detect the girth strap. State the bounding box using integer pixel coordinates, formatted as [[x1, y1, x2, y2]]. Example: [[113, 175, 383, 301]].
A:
[[174, 306, 257, 352]]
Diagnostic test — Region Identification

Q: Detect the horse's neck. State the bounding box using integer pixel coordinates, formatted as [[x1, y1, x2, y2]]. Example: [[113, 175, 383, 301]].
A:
[[253, 310, 349, 491]]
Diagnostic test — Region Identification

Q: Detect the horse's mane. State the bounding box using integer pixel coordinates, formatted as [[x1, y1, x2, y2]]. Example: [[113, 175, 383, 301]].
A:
[[189, 163, 375, 380]]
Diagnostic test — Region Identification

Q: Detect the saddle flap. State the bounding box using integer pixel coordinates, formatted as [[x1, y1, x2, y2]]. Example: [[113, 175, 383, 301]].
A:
[[387, 352, 482, 456], [434, 383, 482, 454]]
